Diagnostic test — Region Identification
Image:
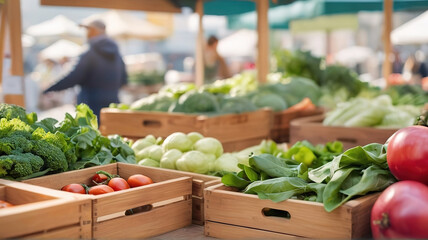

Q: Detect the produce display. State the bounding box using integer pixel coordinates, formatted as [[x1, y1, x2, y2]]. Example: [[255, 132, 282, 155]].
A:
[[222, 142, 396, 212], [133, 132, 299, 175], [110, 71, 321, 115], [370, 123, 428, 239], [61, 170, 153, 195], [323, 95, 423, 128], [0, 103, 135, 180]]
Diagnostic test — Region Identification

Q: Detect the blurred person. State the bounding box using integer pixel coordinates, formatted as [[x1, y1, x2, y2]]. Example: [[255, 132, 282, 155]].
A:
[[204, 35, 231, 83], [43, 19, 128, 120], [402, 54, 426, 85]]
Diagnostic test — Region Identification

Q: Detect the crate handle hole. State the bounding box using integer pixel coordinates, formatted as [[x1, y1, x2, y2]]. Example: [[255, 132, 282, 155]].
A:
[[337, 137, 357, 143], [125, 204, 153, 216], [262, 208, 291, 220], [143, 120, 162, 128]]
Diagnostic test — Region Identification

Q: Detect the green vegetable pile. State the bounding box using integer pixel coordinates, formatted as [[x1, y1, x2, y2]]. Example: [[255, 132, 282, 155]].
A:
[[323, 95, 423, 128], [222, 142, 396, 212], [0, 103, 135, 180], [132, 132, 293, 175], [111, 71, 322, 115]]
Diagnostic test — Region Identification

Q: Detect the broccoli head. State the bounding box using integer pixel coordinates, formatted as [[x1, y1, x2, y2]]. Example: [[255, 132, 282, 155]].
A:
[[0, 153, 44, 178], [0, 103, 33, 124], [32, 127, 76, 165], [31, 140, 68, 173], [0, 118, 33, 138], [0, 133, 33, 154]]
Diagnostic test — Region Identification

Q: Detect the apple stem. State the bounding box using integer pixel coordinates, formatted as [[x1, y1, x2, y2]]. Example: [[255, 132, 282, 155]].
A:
[[373, 213, 390, 229]]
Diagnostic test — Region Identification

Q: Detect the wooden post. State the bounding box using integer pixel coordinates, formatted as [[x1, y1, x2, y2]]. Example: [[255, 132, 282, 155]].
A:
[[383, 0, 393, 86], [195, 0, 204, 87], [3, 0, 25, 106], [256, 0, 269, 83], [0, 3, 7, 85]]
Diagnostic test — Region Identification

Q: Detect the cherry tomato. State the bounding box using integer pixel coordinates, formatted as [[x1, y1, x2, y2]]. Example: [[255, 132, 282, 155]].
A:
[[61, 184, 86, 194], [387, 126, 428, 184], [108, 178, 130, 191], [89, 185, 114, 195], [92, 173, 108, 183], [371, 181, 428, 239], [0, 200, 14, 208], [127, 174, 154, 188]]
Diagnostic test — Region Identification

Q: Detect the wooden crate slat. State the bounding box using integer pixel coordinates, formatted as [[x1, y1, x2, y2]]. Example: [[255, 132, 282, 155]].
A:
[[0, 199, 86, 239], [100, 108, 272, 152], [205, 221, 301, 239], [290, 115, 398, 149], [192, 197, 204, 224], [23, 225, 82, 239], [271, 108, 324, 143], [5, 187, 56, 205], [204, 184, 379, 239], [93, 177, 191, 217], [93, 199, 192, 239]]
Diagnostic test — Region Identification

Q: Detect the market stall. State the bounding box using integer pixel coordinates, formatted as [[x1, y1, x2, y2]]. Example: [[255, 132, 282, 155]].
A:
[[1, 0, 428, 239]]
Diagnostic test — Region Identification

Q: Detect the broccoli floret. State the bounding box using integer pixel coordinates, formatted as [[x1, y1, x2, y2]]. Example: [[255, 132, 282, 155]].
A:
[[0, 118, 33, 138], [31, 140, 68, 173], [32, 127, 76, 164], [0, 133, 33, 154], [0, 103, 33, 124], [0, 153, 44, 178]]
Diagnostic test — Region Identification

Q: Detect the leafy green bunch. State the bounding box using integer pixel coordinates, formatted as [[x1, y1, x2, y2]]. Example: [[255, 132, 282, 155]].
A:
[[222, 142, 396, 212], [0, 103, 135, 180]]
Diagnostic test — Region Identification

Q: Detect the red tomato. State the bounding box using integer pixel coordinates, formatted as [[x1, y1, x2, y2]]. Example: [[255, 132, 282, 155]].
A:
[[61, 184, 86, 194], [371, 181, 428, 239], [127, 174, 154, 188], [387, 126, 428, 184], [108, 178, 130, 191], [0, 200, 14, 208], [92, 173, 108, 183], [88, 185, 114, 195]]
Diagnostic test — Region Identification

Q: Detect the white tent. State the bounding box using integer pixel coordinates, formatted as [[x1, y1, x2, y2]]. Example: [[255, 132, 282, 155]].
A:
[[82, 10, 169, 40], [218, 29, 257, 58], [26, 15, 85, 43], [391, 11, 428, 45], [40, 39, 82, 61], [335, 46, 374, 66]]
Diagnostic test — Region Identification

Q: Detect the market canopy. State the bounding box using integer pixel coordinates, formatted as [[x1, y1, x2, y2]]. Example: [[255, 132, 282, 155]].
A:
[[391, 10, 428, 45], [25, 15, 84, 43], [228, 0, 428, 29], [39, 39, 82, 61], [82, 10, 170, 40], [218, 29, 257, 58]]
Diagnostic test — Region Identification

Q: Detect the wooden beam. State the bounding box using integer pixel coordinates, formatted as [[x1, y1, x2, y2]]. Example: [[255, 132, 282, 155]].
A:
[[195, 0, 204, 87], [383, 0, 393, 86], [0, 4, 7, 85], [40, 0, 182, 13], [7, 0, 23, 76], [3, 0, 25, 107], [256, 0, 269, 83]]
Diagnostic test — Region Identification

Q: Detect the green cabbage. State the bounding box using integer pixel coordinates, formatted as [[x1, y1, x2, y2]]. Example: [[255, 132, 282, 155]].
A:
[[175, 150, 211, 174]]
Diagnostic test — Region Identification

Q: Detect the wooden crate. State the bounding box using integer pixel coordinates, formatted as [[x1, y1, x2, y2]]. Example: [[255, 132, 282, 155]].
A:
[[0, 179, 91, 239], [290, 115, 398, 149], [204, 184, 379, 239], [100, 108, 273, 152], [132, 166, 220, 225], [271, 107, 324, 143], [24, 163, 193, 239]]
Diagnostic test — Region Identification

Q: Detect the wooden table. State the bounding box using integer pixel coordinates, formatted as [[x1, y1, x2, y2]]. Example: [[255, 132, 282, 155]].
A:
[[149, 225, 213, 240]]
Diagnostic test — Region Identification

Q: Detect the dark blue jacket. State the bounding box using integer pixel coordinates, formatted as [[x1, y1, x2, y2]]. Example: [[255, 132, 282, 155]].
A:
[[44, 35, 127, 118]]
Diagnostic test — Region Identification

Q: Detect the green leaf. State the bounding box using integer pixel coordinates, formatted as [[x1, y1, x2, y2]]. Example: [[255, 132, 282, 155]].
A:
[[249, 154, 299, 178], [244, 165, 259, 181], [221, 172, 251, 189], [244, 177, 309, 202], [322, 167, 361, 212]]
